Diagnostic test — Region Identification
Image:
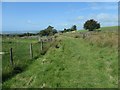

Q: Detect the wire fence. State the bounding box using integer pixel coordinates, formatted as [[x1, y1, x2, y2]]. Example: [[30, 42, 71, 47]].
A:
[[2, 36, 55, 82]]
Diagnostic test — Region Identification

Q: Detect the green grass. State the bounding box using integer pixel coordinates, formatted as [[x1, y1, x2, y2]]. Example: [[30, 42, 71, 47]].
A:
[[2, 26, 118, 88], [78, 26, 118, 32], [2, 37, 42, 82], [99, 26, 118, 31]]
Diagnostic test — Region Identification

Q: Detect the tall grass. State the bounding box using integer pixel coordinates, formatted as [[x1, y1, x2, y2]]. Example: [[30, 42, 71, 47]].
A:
[[85, 31, 118, 48]]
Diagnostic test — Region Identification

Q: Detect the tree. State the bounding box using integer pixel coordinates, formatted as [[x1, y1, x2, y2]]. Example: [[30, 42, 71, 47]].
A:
[[39, 26, 57, 36], [52, 29, 58, 35], [64, 28, 67, 32], [64, 28, 69, 32], [39, 30, 47, 36], [46, 26, 54, 36], [84, 19, 100, 31], [67, 29, 71, 32], [71, 25, 77, 31]]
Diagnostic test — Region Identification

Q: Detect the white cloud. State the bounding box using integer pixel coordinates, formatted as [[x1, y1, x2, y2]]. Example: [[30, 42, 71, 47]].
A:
[[65, 3, 118, 16], [96, 13, 118, 22], [84, 13, 117, 22], [70, 13, 118, 28], [63, 13, 118, 30], [84, 13, 118, 27]]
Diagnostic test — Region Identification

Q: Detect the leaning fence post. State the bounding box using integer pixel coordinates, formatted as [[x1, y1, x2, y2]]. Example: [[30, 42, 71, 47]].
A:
[[41, 39, 43, 51], [10, 48, 14, 67], [30, 43, 33, 59]]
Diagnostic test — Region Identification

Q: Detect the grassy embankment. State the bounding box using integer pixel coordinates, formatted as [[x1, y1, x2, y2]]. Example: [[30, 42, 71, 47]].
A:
[[2, 26, 118, 88], [2, 36, 53, 82]]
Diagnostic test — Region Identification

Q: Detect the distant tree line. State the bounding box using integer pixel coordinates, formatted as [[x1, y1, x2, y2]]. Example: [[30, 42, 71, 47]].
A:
[[39, 25, 77, 36], [2, 19, 101, 37], [2, 32, 38, 37], [59, 25, 77, 33], [17, 32, 38, 37]]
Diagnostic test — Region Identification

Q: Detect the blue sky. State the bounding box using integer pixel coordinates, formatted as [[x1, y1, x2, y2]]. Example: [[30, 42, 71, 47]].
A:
[[2, 2, 118, 33]]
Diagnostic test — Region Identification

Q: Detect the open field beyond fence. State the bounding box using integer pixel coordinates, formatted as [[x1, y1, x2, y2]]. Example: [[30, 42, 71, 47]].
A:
[[2, 36, 54, 82]]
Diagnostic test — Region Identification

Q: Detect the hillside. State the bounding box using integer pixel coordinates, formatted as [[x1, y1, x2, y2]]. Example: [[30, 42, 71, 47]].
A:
[[77, 26, 118, 32], [2, 26, 118, 88]]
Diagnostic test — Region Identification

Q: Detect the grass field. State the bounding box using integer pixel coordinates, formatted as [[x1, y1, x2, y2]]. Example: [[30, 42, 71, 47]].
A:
[[2, 37, 43, 82], [2, 26, 118, 88]]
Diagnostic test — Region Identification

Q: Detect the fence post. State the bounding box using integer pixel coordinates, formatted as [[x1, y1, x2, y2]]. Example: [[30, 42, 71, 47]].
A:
[[10, 48, 14, 67], [38, 36, 41, 42], [83, 33, 86, 39], [41, 39, 43, 51], [30, 43, 33, 59]]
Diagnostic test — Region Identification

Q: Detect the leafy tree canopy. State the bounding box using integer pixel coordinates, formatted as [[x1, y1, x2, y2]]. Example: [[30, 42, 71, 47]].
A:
[[71, 25, 77, 31], [39, 26, 57, 36], [84, 19, 100, 31]]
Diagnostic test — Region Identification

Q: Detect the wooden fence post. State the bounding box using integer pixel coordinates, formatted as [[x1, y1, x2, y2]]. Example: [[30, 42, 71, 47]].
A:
[[38, 36, 41, 42], [83, 33, 86, 39], [10, 48, 14, 67], [30, 43, 33, 59], [41, 39, 43, 51]]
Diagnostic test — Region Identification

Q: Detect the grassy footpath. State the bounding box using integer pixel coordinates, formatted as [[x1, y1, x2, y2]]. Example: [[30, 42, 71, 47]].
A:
[[2, 34, 118, 88]]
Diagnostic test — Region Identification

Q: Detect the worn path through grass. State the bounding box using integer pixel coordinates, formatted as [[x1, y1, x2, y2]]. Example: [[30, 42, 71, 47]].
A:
[[3, 35, 118, 88]]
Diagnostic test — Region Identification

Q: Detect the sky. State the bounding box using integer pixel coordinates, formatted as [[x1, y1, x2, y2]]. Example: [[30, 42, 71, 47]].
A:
[[1, 0, 119, 2], [2, 2, 118, 33]]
